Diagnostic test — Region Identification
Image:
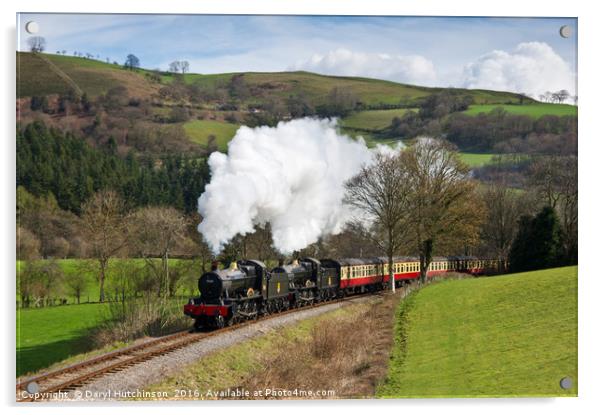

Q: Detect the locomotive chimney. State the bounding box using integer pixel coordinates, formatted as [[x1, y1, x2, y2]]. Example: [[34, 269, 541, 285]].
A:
[[211, 261, 219, 271]]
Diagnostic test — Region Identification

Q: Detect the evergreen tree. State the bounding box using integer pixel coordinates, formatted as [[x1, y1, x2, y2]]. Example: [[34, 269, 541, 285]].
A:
[[509, 206, 564, 272], [17, 121, 209, 214]]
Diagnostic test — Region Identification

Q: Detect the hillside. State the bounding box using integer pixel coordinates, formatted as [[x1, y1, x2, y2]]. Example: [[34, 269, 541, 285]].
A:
[[16, 51, 576, 160], [378, 267, 577, 397], [17, 52, 530, 106]]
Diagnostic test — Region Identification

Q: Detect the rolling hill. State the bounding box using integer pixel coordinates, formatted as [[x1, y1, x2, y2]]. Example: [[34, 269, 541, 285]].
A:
[[17, 52, 575, 156], [17, 52, 532, 106]]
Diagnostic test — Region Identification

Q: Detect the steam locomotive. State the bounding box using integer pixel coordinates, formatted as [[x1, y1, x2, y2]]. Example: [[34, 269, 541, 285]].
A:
[[183, 256, 500, 329]]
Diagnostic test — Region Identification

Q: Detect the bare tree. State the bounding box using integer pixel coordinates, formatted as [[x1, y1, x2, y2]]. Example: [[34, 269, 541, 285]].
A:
[[27, 36, 46, 53], [81, 191, 128, 302], [529, 155, 577, 262], [402, 138, 485, 283], [128, 206, 188, 297], [169, 61, 181, 74], [344, 152, 412, 292], [17, 226, 41, 260], [180, 61, 190, 74], [243, 224, 278, 263], [480, 184, 523, 262], [65, 273, 87, 304]]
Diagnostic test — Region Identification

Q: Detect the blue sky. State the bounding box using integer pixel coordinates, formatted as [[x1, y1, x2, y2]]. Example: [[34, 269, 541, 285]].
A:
[[17, 14, 577, 96]]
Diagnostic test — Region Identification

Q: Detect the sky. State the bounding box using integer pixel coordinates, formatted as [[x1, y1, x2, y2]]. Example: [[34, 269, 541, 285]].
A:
[[17, 14, 578, 97]]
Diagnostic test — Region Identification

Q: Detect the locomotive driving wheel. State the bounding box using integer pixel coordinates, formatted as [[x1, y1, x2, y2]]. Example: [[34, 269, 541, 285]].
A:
[[216, 315, 225, 329]]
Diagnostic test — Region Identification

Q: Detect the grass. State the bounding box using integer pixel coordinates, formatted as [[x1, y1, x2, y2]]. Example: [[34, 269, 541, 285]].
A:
[[17, 258, 200, 305], [17, 52, 72, 97], [16, 302, 109, 376], [340, 108, 416, 131], [16, 258, 200, 376], [463, 103, 577, 118], [378, 266, 578, 398], [183, 120, 241, 152], [458, 152, 496, 167], [17, 52, 161, 98]]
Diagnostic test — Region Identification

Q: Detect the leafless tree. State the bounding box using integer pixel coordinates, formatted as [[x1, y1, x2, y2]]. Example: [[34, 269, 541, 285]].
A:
[[480, 184, 524, 261], [17, 226, 41, 260], [128, 206, 188, 297], [529, 155, 577, 262], [169, 61, 181, 74], [344, 152, 412, 292], [19, 260, 63, 307], [27, 36, 46, 53], [65, 273, 87, 304], [180, 61, 190, 74], [552, 89, 570, 104], [402, 138, 485, 283], [81, 190, 128, 302]]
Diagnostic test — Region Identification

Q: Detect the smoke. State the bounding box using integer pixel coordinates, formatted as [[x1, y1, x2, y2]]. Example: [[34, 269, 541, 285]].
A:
[[198, 118, 399, 254]]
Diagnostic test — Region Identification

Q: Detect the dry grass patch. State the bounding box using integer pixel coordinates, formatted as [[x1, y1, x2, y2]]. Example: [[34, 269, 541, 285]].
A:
[[238, 292, 401, 399]]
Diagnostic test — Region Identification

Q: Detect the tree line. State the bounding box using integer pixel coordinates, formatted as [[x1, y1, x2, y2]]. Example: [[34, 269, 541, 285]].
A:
[[386, 90, 577, 153], [17, 121, 209, 214]]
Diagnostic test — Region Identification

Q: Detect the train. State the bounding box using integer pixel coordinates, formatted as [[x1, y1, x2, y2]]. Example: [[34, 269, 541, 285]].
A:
[[183, 256, 501, 329]]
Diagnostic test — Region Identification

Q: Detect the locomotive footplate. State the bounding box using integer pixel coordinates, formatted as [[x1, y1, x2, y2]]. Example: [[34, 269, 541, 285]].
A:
[[184, 303, 231, 318]]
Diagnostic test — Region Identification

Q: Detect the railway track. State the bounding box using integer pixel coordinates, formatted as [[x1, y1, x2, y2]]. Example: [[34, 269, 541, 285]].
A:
[[16, 293, 376, 402]]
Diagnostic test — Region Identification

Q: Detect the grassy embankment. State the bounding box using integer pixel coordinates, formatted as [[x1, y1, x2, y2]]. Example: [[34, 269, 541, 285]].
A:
[[378, 266, 578, 397], [140, 293, 401, 400]]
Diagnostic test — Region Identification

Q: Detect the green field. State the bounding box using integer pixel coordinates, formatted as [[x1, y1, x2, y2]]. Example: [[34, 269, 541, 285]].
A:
[[378, 266, 577, 397], [183, 120, 241, 152], [16, 303, 109, 376], [340, 108, 415, 131], [458, 152, 496, 167], [463, 103, 577, 118], [17, 258, 199, 305]]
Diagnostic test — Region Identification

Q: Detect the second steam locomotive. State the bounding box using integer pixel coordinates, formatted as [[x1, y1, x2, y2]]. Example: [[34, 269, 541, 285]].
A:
[[184, 256, 500, 330]]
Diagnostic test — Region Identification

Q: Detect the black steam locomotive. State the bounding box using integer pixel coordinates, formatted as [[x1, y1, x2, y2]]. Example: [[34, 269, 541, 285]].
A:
[[184, 256, 500, 329]]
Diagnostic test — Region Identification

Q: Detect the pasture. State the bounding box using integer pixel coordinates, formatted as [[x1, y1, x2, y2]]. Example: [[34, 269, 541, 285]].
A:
[[378, 266, 577, 397], [458, 152, 496, 167], [17, 258, 200, 305], [16, 303, 109, 376], [463, 103, 577, 118], [183, 120, 241, 152], [340, 108, 416, 131]]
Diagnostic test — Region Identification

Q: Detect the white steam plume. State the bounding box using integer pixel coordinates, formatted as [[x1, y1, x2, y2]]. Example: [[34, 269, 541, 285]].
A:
[[198, 118, 398, 254]]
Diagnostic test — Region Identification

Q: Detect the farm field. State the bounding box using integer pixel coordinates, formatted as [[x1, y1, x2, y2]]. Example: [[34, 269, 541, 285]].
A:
[[378, 266, 577, 397], [463, 103, 576, 118], [17, 258, 200, 305], [183, 120, 241, 152], [340, 108, 415, 131], [16, 302, 109, 376], [458, 152, 496, 167]]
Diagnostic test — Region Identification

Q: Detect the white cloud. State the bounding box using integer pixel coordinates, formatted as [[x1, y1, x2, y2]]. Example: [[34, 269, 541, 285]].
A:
[[461, 42, 575, 98], [289, 48, 437, 86]]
